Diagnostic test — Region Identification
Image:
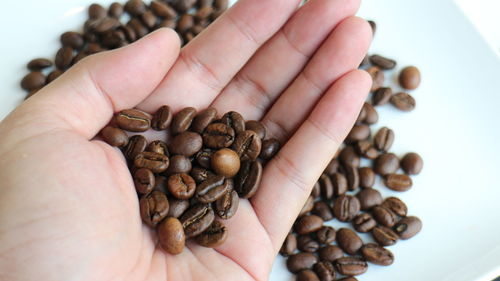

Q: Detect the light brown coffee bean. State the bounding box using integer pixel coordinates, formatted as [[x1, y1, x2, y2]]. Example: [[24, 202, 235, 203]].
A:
[[158, 217, 185, 255], [399, 66, 421, 90], [390, 92, 416, 111]]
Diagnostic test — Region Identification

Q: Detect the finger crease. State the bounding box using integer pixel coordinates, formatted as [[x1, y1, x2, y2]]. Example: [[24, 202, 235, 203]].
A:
[[179, 51, 224, 92], [84, 65, 117, 113], [264, 117, 289, 141], [280, 28, 309, 59], [272, 152, 310, 195], [305, 118, 343, 147], [301, 71, 324, 95], [236, 73, 272, 111], [226, 12, 262, 47]]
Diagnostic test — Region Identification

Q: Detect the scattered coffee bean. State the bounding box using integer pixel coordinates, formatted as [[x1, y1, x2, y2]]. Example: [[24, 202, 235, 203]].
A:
[[372, 205, 398, 227], [245, 120, 266, 139], [344, 164, 360, 191], [171, 107, 197, 135], [339, 146, 360, 167], [203, 123, 235, 149], [319, 174, 333, 200], [401, 152, 423, 175], [151, 105, 173, 131], [280, 233, 297, 257], [352, 213, 377, 233], [374, 127, 395, 152], [394, 216, 422, 239], [381, 197, 408, 217], [312, 201, 334, 221], [358, 167, 376, 188], [108, 2, 124, 18], [89, 3, 107, 19], [297, 270, 320, 281], [372, 87, 392, 106], [297, 235, 320, 253], [374, 153, 400, 175], [190, 166, 213, 183], [356, 188, 383, 210], [372, 226, 398, 246], [287, 253, 318, 273], [334, 257, 368, 276], [232, 130, 262, 161], [399, 66, 421, 90], [100, 126, 128, 147], [221, 111, 245, 134], [295, 215, 323, 235], [27, 58, 53, 71], [369, 54, 396, 70], [313, 261, 336, 281], [361, 243, 394, 266], [355, 140, 379, 160], [134, 151, 169, 173], [318, 245, 344, 262], [167, 198, 190, 218], [346, 124, 371, 143], [331, 173, 348, 197], [168, 173, 196, 200], [384, 173, 413, 191], [390, 92, 416, 111], [336, 228, 363, 255], [195, 220, 228, 248], [196, 176, 232, 203], [333, 195, 360, 222], [299, 196, 315, 217], [123, 135, 147, 160], [362, 103, 379, 124], [366, 66, 384, 91], [21, 72, 46, 91], [146, 140, 169, 156], [315, 226, 336, 245]]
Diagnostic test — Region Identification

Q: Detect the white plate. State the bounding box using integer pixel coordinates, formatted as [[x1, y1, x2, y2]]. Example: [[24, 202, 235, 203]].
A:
[[1, 1, 500, 281]]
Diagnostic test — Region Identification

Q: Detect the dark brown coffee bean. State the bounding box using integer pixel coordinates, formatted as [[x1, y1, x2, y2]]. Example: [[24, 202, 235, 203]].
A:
[[356, 105, 366, 124], [139, 190, 169, 227], [346, 124, 370, 143], [127, 18, 148, 38], [180, 203, 215, 238], [245, 120, 266, 139], [60, 32, 84, 49], [151, 0, 177, 19], [47, 69, 63, 83], [333, 195, 360, 222], [313, 261, 335, 281], [134, 168, 155, 195], [339, 146, 360, 168], [27, 58, 52, 71], [116, 109, 152, 132], [195, 220, 228, 248], [171, 0, 196, 12], [151, 105, 172, 131], [125, 0, 146, 15], [134, 152, 169, 173], [177, 14, 194, 33], [344, 165, 360, 191], [191, 107, 217, 133], [195, 149, 212, 169], [369, 54, 396, 70], [214, 0, 228, 10], [360, 243, 394, 266], [146, 140, 169, 156], [86, 42, 105, 54], [390, 92, 416, 111], [315, 226, 336, 245], [384, 174, 412, 191], [124, 135, 147, 160], [234, 160, 262, 198], [374, 153, 400, 175], [312, 201, 333, 221], [356, 188, 382, 210], [295, 215, 323, 235], [215, 189, 238, 219], [203, 123, 235, 148], [158, 217, 185, 255], [352, 213, 377, 233], [190, 167, 214, 183], [336, 228, 363, 255], [167, 198, 189, 218], [324, 159, 340, 175], [372, 87, 392, 106], [219, 111, 245, 134], [170, 131, 203, 157], [93, 17, 121, 33], [355, 141, 378, 160], [372, 226, 398, 246], [334, 257, 368, 276], [100, 126, 129, 147], [232, 130, 262, 161], [166, 155, 191, 175], [21, 72, 46, 91], [331, 173, 348, 197], [319, 174, 333, 200], [171, 107, 196, 134], [196, 176, 232, 203], [89, 3, 107, 19], [299, 196, 314, 216], [366, 66, 384, 92], [372, 206, 398, 227], [358, 167, 375, 188], [401, 152, 423, 175], [168, 173, 196, 200], [142, 11, 158, 29], [297, 235, 320, 253], [363, 103, 379, 124], [198, 0, 214, 7], [394, 216, 422, 239], [311, 182, 321, 198], [108, 2, 123, 18], [101, 29, 126, 48], [318, 245, 344, 262], [399, 66, 421, 90], [259, 138, 280, 160], [287, 253, 318, 273], [280, 233, 297, 257], [154, 175, 168, 193], [211, 148, 240, 178], [381, 197, 407, 217], [374, 127, 394, 152], [297, 269, 319, 281]]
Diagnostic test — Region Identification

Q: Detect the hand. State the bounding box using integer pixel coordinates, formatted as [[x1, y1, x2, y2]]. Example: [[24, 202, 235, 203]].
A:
[[0, 0, 371, 280]]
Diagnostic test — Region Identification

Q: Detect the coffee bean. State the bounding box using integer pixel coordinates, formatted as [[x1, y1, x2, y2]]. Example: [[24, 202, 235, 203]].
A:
[[198, 0, 214, 7], [384, 173, 412, 191], [151, 0, 177, 19], [390, 92, 416, 111], [203, 123, 235, 148], [195, 220, 228, 248], [338, 278, 358, 281], [259, 138, 280, 160], [356, 188, 382, 210], [154, 175, 168, 193], [245, 120, 266, 139], [362, 103, 379, 124], [234, 160, 262, 198], [299, 196, 314, 217], [401, 152, 423, 175], [47, 69, 63, 83], [311, 182, 321, 198], [352, 213, 377, 233], [151, 105, 173, 131], [196, 175, 232, 203], [319, 174, 333, 200], [297, 235, 320, 253], [399, 66, 421, 90], [356, 105, 367, 124], [166, 155, 191, 175], [171, 107, 197, 134], [89, 3, 107, 19], [158, 217, 185, 255], [360, 243, 394, 266], [333, 195, 360, 222], [167, 198, 189, 218], [232, 130, 262, 161], [394, 216, 422, 239], [168, 173, 196, 200], [93, 17, 121, 33], [116, 109, 152, 132], [294, 215, 323, 235], [372, 206, 398, 227], [374, 127, 395, 152], [211, 148, 240, 178], [366, 66, 384, 92], [334, 257, 368, 276], [312, 201, 333, 221], [125, 0, 146, 16], [346, 124, 370, 143], [21, 72, 46, 91], [372, 87, 393, 106], [108, 2, 123, 18], [280, 233, 297, 257], [315, 226, 336, 245], [191, 107, 217, 133], [195, 149, 212, 169], [171, 0, 197, 12], [374, 153, 400, 175], [286, 253, 318, 273], [331, 173, 348, 197], [336, 228, 363, 255], [313, 261, 335, 281], [324, 159, 340, 175], [344, 165, 360, 191], [318, 245, 344, 262], [170, 131, 203, 157], [123, 135, 147, 160], [358, 167, 375, 188], [127, 18, 148, 38], [139, 191, 169, 227], [27, 58, 52, 71], [101, 126, 129, 147], [214, 0, 229, 11], [86, 43, 105, 54], [369, 54, 396, 70], [134, 168, 155, 195], [190, 166, 214, 183], [297, 270, 320, 281], [355, 141, 378, 160], [339, 146, 360, 168], [179, 203, 215, 238], [146, 140, 169, 156], [134, 152, 169, 173], [221, 111, 245, 134], [60, 32, 84, 49], [141, 11, 158, 29], [372, 226, 398, 246], [177, 14, 194, 33], [215, 189, 238, 219], [381, 197, 407, 217]]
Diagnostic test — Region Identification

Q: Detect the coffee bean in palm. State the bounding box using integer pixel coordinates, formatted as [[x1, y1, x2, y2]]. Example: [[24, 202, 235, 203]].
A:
[[312, 201, 333, 221], [356, 188, 382, 210], [215, 189, 238, 219], [394, 216, 422, 239], [166, 155, 192, 175], [334, 257, 368, 276], [372, 226, 398, 246], [170, 107, 196, 134], [333, 195, 360, 222], [331, 173, 348, 197], [196, 175, 232, 203], [139, 190, 169, 227], [280, 233, 297, 257], [384, 173, 412, 191], [297, 235, 320, 253], [101, 126, 129, 147], [234, 160, 262, 198], [381, 197, 407, 217], [358, 167, 375, 188], [134, 151, 169, 173], [167, 198, 190, 218], [232, 130, 261, 161], [259, 138, 280, 160], [151, 105, 173, 131], [366, 66, 384, 91], [21, 72, 46, 91], [294, 215, 323, 235], [27, 58, 52, 71], [89, 3, 107, 19], [150, 0, 177, 19], [191, 107, 217, 133], [116, 109, 152, 132], [344, 164, 360, 191], [124, 135, 147, 160], [203, 123, 235, 148], [399, 66, 421, 90], [374, 127, 394, 152], [355, 140, 378, 160], [318, 245, 344, 262], [167, 173, 196, 200], [245, 120, 266, 139], [362, 103, 379, 124], [315, 226, 336, 245], [390, 92, 416, 111], [360, 243, 394, 266], [195, 149, 212, 169], [211, 148, 240, 178], [401, 152, 423, 175], [195, 220, 228, 248], [372, 206, 398, 227], [286, 253, 318, 273], [369, 54, 396, 70], [146, 140, 169, 156], [372, 87, 392, 106], [170, 131, 203, 157], [297, 270, 320, 281], [352, 213, 377, 233], [336, 228, 363, 255], [158, 217, 185, 255], [339, 146, 360, 168], [190, 166, 213, 183], [346, 124, 370, 143], [221, 111, 245, 134], [319, 174, 333, 200], [299, 196, 314, 216], [180, 203, 214, 238], [134, 168, 155, 195], [47, 69, 63, 83], [374, 153, 400, 175]]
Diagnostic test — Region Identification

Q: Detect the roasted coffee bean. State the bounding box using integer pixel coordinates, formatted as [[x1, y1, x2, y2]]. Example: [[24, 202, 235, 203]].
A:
[[336, 228, 363, 255], [297, 235, 320, 253], [127, 18, 148, 38], [333, 195, 360, 222], [401, 152, 423, 175], [195, 220, 228, 248], [363, 103, 379, 124], [385, 173, 413, 191], [166, 155, 191, 175], [139, 191, 169, 227], [215, 189, 238, 219], [159, 18, 176, 29], [47, 69, 63, 83], [312, 201, 333, 221], [125, 0, 146, 15], [334, 257, 368, 276], [171, 107, 196, 134], [356, 104, 367, 124], [286, 253, 318, 273], [146, 140, 169, 156], [151, 105, 173, 131], [134, 152, 169, 173], [369, 54, 396, 70], [158, 217, 185, 255], [339, 146, 360, 168], [86, 42, 105, 54], [177, 14, 194, 33], [171, 0, 196, 12], [203, 123, 235, 148], [381, 197, 407, 217], [167, 173, 196, 199], [358, 167, 376, 188], [361, 243, 394, 266], [367, 66, 384, 91], [399, 66, 421, 90], [297, 270, 320, 281], [280, 233, 297, 256], [99, 29, 125, 48], [221, 111, 245, 134], [319, 174, 333, 200], [259, 138, 280, 160], [151, 0, 177, 19], [313, 261, 335, 281], [245, 120, 266, 139], [390, 92, 416, 111], [374, 127, 395, 152], [324, 159, 340, 175], [372, 226, 398, 246], [190, 166, 213, 183], [211, 148, 240, 178], [356, 188, 382, 210], [338, 278, 358, 281], [214, 0, 228, 10], [295, 215, 323, 235], [234, 160, 262, 198], [394, 216, 422, 239], [180, 203, 215, 238], [346, 124, 370, 143], [89, 3, 107, 19], [299, 196, 315, 216], [60, 32, 84, 49], [116, 109, 152, 132], [154, 175, 168, 193], [123, 135, 147, 160], [21, 72, 46, 91], [352, 213, 377, 233], [195, 149, 213, 169], [372, 87, 392, 106], [374, 153, 400, 175], [170, 131, 203, 157], [372, 206, 398, 227], [167, 198, 190, 218], [196, 176, 232, 203], [134, 168, 155, 195], [198, 0, 214, 7], [232, 130, 261, 161], [141, 11, 157, 29], [101, 126, 129, 147], [331, 173, 348, 197], [311, 182, 321, 198], [93, 17, 121, 33], [27, 58, 52, 71], [191, 107, 217, 133], [108, 2, 124, 18], [344, 165, 360, 191], [355, 141, 378, 160], [318, 245, 344, 262], [315, 226, 336, 245]]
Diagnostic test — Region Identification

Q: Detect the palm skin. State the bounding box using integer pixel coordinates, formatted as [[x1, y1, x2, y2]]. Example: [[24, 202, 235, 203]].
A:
[[0, 0, 372, 280]]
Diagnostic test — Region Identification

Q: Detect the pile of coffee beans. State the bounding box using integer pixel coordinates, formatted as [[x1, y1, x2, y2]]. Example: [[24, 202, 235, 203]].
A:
[[279, 21, 424, 281], [20, 0, 228, 99], [101, 105, 280, 254]]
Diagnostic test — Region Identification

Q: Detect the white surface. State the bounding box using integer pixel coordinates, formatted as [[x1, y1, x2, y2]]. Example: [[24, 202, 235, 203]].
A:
[[0, 1, 500, 281]]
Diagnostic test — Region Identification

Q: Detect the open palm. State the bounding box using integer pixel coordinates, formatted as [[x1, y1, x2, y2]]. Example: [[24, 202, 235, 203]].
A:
[[0, 0, 371, 280]]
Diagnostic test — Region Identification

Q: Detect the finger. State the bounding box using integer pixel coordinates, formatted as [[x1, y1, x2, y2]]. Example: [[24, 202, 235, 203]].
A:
[[138, 0, 302, 112], [210, 0, 361, 119], [251, 70, 372, 251], [263, 17, 372, 141]]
